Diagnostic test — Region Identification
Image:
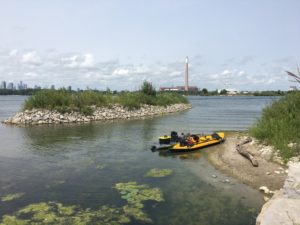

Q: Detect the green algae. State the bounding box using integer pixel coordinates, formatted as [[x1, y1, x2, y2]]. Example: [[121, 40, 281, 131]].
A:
[[73, 205, 131, 225], [145, 168, 173, 178], [115, 182, 164, 203], [1, 215, 29, 225], [0, 202, 130, 225], [1, 193, 24, 202], [0, 182, 164, 224], [123, 205, 152, 223], [83, 158, 94, 166], [96, 164, 106, 170], [115, 181, 164, 223], [45, 180, 65, 189]]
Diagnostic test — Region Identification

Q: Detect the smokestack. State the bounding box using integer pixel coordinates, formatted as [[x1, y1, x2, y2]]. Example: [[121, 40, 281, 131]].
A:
[[185, 56, 189, 92]]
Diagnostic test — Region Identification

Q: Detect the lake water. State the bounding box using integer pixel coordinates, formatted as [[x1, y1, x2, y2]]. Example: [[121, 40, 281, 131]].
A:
[[0, 95, 278, 225]]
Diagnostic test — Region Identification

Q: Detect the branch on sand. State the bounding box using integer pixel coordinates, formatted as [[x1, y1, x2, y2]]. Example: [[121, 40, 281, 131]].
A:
[[236, 137, 259, 167]]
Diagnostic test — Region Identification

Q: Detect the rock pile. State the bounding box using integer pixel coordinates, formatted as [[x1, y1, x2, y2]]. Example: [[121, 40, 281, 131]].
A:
[[2, 104, 191, 125], [256, 163, 300, 225]]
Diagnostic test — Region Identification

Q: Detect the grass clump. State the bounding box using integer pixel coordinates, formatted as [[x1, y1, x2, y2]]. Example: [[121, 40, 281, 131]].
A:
[[23, 89, 112, 115], [250, 91, 300, 161], [23, 81, 189, 113]]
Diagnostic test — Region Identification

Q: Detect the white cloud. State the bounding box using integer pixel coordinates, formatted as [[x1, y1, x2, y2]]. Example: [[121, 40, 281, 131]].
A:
[[9, 49, 19, 57], [81, 54, 95, 68], [21, 51, 42, 65], [113, 68, 130, 76], [221, 69, 231, 75], [238, 70, 245, 76], [24, 72, 38, 77], [61, 53, 96, 68], [169, 71, 181, 77]]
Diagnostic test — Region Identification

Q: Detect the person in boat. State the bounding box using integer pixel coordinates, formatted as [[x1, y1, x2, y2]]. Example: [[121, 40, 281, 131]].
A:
[[187, 135, 194, 147], [179, 133, 187, 146], [179, 133, 185, 141]]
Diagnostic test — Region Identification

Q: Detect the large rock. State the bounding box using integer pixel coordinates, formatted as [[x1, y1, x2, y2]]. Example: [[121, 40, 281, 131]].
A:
[[256, 163, 300, 225]]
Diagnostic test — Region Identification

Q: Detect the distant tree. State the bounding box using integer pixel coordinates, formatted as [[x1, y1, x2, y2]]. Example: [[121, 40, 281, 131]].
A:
[[140, 80, 156, 96], [220, 89, 227, 95], [202, 88, 208, 94]]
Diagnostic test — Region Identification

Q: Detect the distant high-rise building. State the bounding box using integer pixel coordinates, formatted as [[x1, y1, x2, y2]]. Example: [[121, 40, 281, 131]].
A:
[[7, 82, 14, 90], [18, 81, 23, 90], [0, 81, 6, 89], [68, 86, 72, 91], [51, 85, 55, 90], [18, 81, 27, 90], [185, 57, 189, 92]]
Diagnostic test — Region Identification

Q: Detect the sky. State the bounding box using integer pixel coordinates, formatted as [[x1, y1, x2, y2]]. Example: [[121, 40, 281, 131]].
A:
[[0, 0, 299, 91]]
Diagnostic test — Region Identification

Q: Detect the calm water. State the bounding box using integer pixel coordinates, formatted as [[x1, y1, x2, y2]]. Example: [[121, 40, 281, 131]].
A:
[[0, 95, 278, 225]]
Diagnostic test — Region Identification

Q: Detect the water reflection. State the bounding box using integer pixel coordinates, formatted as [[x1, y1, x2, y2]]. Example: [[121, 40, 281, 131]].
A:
[[158, 150, 203, 161]]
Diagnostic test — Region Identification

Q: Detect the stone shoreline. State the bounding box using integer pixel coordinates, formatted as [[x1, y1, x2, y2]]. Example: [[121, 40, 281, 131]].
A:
[[2, 103, 191, 125], [256, 163, 300, 225]]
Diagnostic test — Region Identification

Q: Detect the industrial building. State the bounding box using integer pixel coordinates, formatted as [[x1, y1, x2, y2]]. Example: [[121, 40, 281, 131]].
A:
[[160, 56, 198, 92]]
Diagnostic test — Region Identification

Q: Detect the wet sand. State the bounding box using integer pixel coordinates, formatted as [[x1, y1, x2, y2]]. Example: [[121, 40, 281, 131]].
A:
[[206, 132, 287, 191]]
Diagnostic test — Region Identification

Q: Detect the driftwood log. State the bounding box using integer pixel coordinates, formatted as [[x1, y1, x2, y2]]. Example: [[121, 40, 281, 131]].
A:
[[236, 137, 259, 167]]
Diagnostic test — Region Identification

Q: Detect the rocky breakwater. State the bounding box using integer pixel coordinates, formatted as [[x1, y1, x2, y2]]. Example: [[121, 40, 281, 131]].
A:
[[2, 104, 191, 125], [256, 162, 300, 225]]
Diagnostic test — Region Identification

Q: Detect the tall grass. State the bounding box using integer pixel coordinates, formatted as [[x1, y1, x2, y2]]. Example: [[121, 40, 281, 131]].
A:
[[250, 91, 300, 161], [23, 89, 189, 113], [23, 90, 113, 115], [155, 92, 189, 105]]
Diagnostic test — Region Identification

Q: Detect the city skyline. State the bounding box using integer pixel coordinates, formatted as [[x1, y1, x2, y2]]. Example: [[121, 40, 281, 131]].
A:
[[0, 1, 299, 91]]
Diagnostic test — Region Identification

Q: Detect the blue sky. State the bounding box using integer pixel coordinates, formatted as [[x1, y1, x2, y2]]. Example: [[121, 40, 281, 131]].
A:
[[0, 0, 299, 91]]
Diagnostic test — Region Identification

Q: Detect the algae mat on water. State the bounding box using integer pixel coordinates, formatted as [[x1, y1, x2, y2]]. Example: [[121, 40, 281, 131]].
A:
[[115, 181, 164, 223], [0, 182, 164, 225], [145, 168, 173, 178], [1, 193, 24, 202]]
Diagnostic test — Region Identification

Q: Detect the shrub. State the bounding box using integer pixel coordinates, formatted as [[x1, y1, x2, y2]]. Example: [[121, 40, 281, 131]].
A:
[[250, 91, 300, 161], [140, 80, 156, 96]]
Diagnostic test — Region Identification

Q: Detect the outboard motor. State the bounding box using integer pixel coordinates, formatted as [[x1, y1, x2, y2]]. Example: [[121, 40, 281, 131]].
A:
[[170, 131, 178, 142]]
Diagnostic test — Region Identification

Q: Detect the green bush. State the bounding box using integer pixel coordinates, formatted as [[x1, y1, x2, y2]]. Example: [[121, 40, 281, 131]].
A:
[[250, 91, 300, 161], [140, 80, 156, 96]]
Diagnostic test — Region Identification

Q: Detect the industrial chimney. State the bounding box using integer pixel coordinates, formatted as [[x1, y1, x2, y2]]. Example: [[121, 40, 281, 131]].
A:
[[185, 56, 189, 92]]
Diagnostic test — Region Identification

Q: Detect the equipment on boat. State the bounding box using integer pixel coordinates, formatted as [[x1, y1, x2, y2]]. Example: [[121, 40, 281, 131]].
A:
[[159, 135, 171, 144], [152, 131, 180, 151], [170, 132, 225, 152]]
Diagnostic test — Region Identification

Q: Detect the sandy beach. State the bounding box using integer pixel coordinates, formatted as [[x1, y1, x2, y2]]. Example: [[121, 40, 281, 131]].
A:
[[206, 132, 287, 191]]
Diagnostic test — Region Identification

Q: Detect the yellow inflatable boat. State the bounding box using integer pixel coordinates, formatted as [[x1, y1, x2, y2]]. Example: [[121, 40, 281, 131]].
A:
[[170, 132, 225, 152]]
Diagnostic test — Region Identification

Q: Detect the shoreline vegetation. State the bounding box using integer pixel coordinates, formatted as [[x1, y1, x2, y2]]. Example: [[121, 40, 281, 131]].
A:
[[2, 81, 191, 125], [250, 91, 300, 162]]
